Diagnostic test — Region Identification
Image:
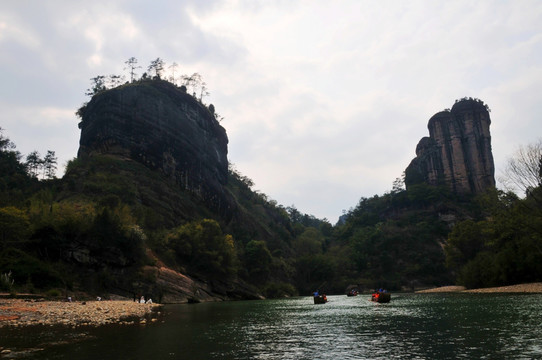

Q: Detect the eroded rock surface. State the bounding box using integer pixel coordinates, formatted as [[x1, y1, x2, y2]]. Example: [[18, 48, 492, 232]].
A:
[[78, 80, 231, 213], [405, 98, 495, 194]]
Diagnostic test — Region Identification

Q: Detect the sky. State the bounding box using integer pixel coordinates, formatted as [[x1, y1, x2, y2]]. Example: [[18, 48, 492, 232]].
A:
[[1, 0, 542, 223]]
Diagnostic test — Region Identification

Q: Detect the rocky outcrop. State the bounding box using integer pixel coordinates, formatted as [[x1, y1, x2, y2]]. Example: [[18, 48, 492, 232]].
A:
[[150, 266, 263, 303], [405, 98, 495, 195], [74, 80, 266, 302], [77, 80, 232, 215]]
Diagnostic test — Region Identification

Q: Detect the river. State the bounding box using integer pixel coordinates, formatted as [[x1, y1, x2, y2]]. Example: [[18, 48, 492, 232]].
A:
[[2, 293, 541, 359]]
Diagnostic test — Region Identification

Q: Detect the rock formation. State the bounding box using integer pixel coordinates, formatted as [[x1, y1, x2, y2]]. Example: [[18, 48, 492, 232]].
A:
[[75, 80, 265, 301], [405, 98, 495, 195], [77, 80, 232, 214]]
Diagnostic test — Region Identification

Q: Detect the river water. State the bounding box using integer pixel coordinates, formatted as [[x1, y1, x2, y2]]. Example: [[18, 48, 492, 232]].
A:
[[2, 293, 541, 359]]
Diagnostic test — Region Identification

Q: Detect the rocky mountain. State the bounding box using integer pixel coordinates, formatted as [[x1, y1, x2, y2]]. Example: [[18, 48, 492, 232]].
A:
[[77, 80, 233, 217], [405, 98, 495, 195]]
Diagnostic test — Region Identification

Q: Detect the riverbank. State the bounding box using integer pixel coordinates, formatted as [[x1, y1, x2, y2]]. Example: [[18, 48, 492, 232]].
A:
[[416, 282, 542, 294], [0, 298, 162, 328]]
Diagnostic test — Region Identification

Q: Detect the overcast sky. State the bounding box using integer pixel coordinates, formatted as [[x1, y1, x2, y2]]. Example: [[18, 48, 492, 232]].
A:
[[1, 1, 541, 223]]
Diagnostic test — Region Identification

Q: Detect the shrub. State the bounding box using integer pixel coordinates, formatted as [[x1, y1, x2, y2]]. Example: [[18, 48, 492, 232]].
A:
[[0, 270, 14, 292], [0, 248, 64, 289]]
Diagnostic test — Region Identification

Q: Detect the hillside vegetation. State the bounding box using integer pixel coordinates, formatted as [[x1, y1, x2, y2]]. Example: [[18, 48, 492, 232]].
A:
[[1, 78, 541, 298]]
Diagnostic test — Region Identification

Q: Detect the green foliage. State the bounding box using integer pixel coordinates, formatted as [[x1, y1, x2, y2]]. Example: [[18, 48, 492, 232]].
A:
[[293, 227, 324, 257], [0, 206, 31, 249], [46, 289, 62, 298], [446, 187, 542, 288], [445, 220, 486, 271], [0, 248, 64, 289], [263, 282, 297, 298], [88, 208, 146, 265], [167, 219, 238, 277], [7, 86, 541, 298], [0, 129, 36, 206], [244, 240, 272, 282], [332, 181, 459, 290], [294, 254, 335, 294]]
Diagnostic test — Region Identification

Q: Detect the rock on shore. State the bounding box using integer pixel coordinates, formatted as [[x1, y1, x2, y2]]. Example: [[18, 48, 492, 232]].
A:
[[0, 299, 162, 328]]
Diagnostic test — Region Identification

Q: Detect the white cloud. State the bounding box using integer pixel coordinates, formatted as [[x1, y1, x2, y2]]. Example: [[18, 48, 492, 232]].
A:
[[1, 0, 542, 223]]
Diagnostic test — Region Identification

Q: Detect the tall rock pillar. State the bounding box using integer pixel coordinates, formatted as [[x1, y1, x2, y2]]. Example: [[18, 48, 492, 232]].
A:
[[405, 98, 495, 195]]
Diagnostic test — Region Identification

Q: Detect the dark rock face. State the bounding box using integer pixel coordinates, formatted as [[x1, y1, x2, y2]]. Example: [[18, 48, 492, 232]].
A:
[[78, 80, 231, 213], [152, 266, 263, 303], [405, 98, 495, 194]]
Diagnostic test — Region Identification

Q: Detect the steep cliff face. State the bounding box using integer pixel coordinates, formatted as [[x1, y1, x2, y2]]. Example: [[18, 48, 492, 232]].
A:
[[405, 98, 495, 195], [78, 80, 232, 214]]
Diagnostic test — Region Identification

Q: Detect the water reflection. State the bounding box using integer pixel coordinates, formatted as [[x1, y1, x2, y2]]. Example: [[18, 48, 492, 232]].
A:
[[1, 293, 541, 359]]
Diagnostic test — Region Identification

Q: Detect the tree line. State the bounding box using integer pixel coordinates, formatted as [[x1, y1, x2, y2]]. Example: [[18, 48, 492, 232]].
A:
[[86, 57, 211, 103], [445, 140, 542, 288], [0, 127, 57, 180]]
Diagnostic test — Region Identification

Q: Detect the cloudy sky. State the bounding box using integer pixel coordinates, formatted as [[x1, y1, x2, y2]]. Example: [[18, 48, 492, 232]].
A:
[[1, 1, 541, 223]]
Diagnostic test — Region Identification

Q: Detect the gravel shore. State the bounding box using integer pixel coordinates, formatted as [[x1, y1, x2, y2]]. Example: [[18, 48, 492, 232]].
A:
[[416, 282, 542, 294], [0, 299, 162, 328]]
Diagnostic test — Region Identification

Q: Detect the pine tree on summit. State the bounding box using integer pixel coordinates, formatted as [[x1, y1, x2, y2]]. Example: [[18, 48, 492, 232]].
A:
[[148, 58, 165, 79], [124, 57, 141, 82]]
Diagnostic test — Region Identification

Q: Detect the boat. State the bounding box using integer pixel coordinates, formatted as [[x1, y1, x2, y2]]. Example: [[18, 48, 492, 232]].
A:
[[347, 289, 358, 297], [371, 291, 391, 303], [313, 294, 328, 304]]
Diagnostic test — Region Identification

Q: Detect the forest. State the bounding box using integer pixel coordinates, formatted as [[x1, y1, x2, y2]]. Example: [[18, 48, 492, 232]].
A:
[[1, 60, 541, 298]]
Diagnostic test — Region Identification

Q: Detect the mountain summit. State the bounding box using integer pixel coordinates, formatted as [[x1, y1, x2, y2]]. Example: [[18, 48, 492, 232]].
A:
[[77, 79, 232, 215], [405, 98, 495, 195]]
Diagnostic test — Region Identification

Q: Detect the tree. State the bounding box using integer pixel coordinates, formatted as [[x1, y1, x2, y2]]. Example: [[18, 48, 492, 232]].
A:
[[85, 75, 107, 96], [108, 74, 125, 88], [42, 150, 57, 179], [183, 72, 202, 97], [445, 220, 486, 272], [0, 129, 29, 204], [501, 139, 542, 196], [199, 81, 210, 102], [168, 62, 179, 85], [244, 240, 272, 281], [167, 219, 237, 276], [0, 127, 15, 151], [392, 174, 406, 193], [148, 58, 165, 79], [25, 151, 42, 178], [124, 57, 141, 82], [0, 206, 30, 249], [286, 205, 302, 223], [293, 227, 324, 257]]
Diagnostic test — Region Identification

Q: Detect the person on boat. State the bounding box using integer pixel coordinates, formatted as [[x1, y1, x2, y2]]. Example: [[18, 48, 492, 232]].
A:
[[313, 290, 319, 297]]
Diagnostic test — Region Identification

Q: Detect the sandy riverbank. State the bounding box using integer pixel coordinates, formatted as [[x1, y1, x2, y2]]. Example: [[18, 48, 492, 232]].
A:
[[0, 299, 162, 328], [416, 282, 542, 294]]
